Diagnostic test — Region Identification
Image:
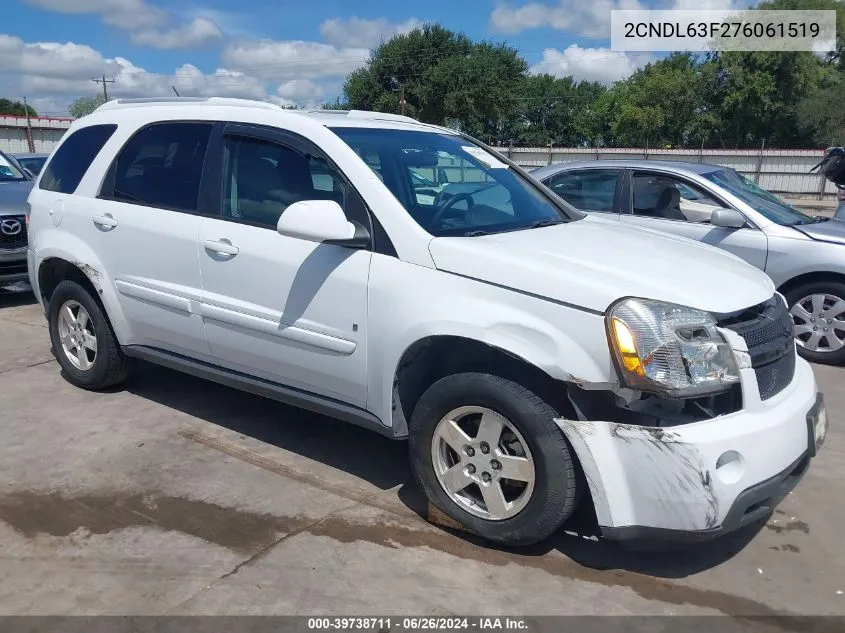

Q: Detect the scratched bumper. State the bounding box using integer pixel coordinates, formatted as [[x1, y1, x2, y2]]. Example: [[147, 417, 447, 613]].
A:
[[556, 355, 820, 539]]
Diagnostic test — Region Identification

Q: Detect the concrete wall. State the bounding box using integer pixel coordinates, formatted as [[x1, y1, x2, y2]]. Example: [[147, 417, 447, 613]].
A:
[[496, 146, 836, 199], [0, 115, 72, 154]]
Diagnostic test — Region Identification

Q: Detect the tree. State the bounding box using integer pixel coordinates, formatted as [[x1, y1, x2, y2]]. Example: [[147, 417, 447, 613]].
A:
[[344, 24, 526, 140], [0, 98, 37, 117], [69, 94, 106, 118]]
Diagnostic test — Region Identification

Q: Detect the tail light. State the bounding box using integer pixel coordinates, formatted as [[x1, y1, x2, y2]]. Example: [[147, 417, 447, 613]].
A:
[[838, 189, 845, 202]]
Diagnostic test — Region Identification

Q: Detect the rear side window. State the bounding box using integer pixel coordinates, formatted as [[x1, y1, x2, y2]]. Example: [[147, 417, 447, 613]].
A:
[[106, 122, 212, 212], [39, 124, 117, 194]]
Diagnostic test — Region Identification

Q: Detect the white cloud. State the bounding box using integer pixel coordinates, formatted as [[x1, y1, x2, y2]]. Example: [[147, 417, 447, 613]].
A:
[[221, 39, 369, 81], [530, 45, 647, 84], [0, 34, 118, 79], [491, 0, 745, 36], [131, 17, 223, 50], [319, 17, 422, 49], [24, 0, 166, 30]]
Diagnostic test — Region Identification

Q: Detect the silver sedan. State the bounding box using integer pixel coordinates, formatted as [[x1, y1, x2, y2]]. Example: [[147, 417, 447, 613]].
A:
[[531, 159, 845, 365]]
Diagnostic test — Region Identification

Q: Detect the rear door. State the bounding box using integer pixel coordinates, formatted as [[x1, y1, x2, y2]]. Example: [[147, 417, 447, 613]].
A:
[[87, 121, 216, 362], [539, 168, 623, 218], [619, 169, 768, 270]]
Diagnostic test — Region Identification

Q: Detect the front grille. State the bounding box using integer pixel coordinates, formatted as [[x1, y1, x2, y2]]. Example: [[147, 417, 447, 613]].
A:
[[0, 215, 27, 250], [718, 295, 796, 401], [755, 350, 797, 401]]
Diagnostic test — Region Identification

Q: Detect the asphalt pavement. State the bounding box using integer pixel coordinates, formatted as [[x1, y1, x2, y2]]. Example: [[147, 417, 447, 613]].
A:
[[0, 291, 843, 618]]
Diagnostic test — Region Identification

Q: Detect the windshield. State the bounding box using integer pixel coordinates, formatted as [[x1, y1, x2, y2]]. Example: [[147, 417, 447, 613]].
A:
[[330, 127, 581, 237], [0, 151, 27, 182], [703, 168, 816, 226], [17, 156, 47, 176]]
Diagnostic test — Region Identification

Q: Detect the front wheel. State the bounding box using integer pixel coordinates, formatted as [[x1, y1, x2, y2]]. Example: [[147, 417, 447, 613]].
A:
[[408, 372, 579, 546], [785, 281, 845, 365]]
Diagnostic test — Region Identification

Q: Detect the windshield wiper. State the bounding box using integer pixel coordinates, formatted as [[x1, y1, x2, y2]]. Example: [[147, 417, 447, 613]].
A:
[[462, 230, 490, 237], [528, 219, 563, 229]]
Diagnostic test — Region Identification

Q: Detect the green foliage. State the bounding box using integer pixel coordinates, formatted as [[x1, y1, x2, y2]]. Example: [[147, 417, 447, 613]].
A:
[[337, 4, 845, 149], [0, 98, 37, 117], [68, 94, 106, 119]]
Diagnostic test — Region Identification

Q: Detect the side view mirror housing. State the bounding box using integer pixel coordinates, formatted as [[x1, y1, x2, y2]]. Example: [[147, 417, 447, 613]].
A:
[[710, 208, 747, 229], [276, 199, 370, 248]]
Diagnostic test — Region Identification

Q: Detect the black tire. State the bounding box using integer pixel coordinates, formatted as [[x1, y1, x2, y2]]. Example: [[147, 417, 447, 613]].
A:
[[48, 279, 129, 389], [784, 280, 845, 366], [408, 372, 579, 547]]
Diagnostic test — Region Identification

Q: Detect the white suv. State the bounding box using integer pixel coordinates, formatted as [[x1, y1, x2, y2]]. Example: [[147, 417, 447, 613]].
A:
[[27, 97, 827, 546]]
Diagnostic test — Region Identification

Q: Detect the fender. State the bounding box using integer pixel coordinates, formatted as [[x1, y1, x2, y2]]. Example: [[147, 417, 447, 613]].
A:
[[34, 238, 131, 345], [365, 254, 615, 427]]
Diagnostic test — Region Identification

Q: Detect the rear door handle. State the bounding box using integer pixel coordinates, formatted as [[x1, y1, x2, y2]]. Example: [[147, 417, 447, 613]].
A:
[[93, 214, 118, 229], [203, 239, 239, 256]]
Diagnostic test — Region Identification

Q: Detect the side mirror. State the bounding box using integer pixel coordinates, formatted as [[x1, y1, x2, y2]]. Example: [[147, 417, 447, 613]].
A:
[[276, 200, 369, 248], [710, 208, 747, 229]]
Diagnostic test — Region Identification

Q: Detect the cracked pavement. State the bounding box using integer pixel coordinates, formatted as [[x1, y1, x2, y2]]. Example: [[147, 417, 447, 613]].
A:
[[0, 290, 843, 618]]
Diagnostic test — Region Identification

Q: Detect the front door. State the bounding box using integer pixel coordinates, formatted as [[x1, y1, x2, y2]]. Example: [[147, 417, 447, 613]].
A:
[[197, 124, 371, 407], [618, 170, 768, 270]]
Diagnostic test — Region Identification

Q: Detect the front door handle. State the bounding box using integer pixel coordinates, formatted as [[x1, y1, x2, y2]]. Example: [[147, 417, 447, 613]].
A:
[[93, 214, 118, 229], [203, 239, 239, 256]]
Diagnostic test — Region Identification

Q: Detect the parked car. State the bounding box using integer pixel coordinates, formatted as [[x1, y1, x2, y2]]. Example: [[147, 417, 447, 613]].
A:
[[11, 152, 49, 177], [532, 159, 845, 365], [27, 98, 825, 547], [0, 149, 34, 286]]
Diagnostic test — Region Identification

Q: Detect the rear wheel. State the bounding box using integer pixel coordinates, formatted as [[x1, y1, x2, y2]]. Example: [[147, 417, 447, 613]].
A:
[[408, 372, 579, 546], [48, 280, 129, 389], [785, 281, 845, 365]]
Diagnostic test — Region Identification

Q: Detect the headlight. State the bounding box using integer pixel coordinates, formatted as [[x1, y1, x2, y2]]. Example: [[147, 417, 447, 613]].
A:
[[607, 297, 740, 397]]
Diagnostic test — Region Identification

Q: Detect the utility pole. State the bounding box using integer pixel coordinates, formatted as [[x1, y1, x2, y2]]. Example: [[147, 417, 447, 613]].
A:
[[22, 96, 35, 153], [92, 74, 115, 102]]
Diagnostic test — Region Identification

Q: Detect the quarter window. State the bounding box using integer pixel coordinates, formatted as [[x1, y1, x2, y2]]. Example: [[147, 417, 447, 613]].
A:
[[109, 122, 212, 212], [545, 170, 619, 212], [222, 134, 349, 228], [39, 124, 117, 194]]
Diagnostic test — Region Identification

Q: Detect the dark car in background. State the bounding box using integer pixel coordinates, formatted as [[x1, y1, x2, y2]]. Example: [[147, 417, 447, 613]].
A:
[[11, 152, 49, 177], [0, 149, 34, 287]]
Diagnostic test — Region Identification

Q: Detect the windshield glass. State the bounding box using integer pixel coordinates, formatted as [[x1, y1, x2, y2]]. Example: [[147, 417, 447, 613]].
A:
[[17, 156, 47, 175], [703, 168, 815, 226], [0, 152, 26, 182], [330, 127, 581, 237]]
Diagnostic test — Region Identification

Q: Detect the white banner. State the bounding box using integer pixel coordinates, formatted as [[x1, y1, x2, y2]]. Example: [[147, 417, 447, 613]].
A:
[[610, 10, 837, 52]]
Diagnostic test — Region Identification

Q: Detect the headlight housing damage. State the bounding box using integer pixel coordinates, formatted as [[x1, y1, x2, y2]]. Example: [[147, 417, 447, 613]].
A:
[[607, 298, 740, 398]]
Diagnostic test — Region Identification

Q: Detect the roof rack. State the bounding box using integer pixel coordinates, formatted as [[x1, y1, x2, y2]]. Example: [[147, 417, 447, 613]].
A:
[[302, 109, 419, 124], [93, 96, 284, 113]]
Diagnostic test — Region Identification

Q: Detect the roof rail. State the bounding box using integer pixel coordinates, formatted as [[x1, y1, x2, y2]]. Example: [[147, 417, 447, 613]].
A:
[[93, 96, 284, 113], [302, 109, 419, 124]]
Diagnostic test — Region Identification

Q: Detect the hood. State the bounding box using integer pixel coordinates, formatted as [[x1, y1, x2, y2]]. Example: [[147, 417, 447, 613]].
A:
[[428, 215, 774, 315], [0, 181, 34, 216], [792, 217, 845, 246]]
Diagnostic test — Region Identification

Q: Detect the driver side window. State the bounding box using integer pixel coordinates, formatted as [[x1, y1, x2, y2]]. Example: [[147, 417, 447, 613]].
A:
[[632, 172, 724, 223]]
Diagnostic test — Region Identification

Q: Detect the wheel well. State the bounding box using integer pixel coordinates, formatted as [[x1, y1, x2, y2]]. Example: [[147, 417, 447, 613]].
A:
[[391, 336, 574, 437], [778, 271, 845, 298], [38, 258, 102, 313]]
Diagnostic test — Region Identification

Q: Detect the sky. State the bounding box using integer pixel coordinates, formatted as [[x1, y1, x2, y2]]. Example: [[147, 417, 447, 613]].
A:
[[1, 0, 740, 117]]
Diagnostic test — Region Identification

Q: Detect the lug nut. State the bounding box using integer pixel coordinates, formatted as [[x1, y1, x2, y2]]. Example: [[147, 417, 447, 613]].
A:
[[465, 446, 475, 457], [466, 464, 476, 475], [482, 472, 492, 483], [491, 459, 502, 471], [480, 442, 490, 454]]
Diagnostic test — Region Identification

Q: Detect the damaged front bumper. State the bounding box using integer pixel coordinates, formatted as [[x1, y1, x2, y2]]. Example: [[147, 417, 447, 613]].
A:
[[556, 355, 824, 542]]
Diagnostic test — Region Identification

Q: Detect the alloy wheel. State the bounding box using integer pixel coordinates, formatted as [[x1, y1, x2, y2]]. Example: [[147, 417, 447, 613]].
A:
[[430, 405, 535, 521], [790, 293, 845, 353], [57, 299, 98, 370]]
